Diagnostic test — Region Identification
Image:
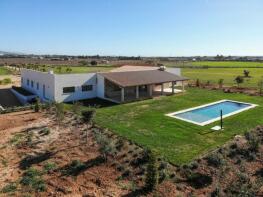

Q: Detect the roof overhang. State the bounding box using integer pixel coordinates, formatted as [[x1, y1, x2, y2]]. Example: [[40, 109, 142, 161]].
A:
[[99, 70, 189, 88]]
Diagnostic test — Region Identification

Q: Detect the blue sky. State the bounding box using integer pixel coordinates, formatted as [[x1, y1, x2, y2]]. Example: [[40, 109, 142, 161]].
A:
[[0, 0, 262, 56]]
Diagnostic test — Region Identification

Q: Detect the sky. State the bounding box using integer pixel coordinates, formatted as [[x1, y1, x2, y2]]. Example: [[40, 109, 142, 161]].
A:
[[0, 0, 263, 56]]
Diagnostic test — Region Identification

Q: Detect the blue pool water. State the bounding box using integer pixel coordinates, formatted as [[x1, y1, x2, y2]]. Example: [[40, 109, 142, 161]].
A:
[[173, 101, 252, 124]]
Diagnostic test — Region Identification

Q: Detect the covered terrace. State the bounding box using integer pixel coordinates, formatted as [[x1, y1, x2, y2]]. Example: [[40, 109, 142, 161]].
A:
[[99, 70, 188, 103]]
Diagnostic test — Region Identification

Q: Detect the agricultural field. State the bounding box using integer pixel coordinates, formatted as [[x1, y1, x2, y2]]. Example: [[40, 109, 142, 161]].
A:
[[17, 64, 116, 74], [182, 67, 263, 88], [52, 65, 115, 74], [164, 61, 263, 68], [95, 88, 263, 165]]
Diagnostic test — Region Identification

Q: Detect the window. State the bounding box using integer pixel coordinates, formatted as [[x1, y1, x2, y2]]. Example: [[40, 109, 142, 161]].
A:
[[31, 80, 34, 88], [37, 82, 39, 90], [27, 79, 29, 86], [82, 85, 93, 92], [63, 87, 75, 94]]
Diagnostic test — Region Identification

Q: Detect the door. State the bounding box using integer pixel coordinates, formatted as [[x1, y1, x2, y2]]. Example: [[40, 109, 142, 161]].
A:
[[43, 84, 46, 99]]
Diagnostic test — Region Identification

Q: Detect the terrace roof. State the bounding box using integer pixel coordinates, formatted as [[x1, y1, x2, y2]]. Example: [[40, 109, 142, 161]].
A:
[[99, 70, 188, 87]]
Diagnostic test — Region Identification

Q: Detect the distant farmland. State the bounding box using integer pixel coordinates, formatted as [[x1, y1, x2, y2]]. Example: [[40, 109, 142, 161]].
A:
[[165, 61, 263, 68]]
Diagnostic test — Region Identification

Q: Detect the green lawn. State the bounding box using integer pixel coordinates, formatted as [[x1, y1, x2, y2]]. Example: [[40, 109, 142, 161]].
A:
[[0, 67, 11, 75], [182, 67, 263, 88], [165, 61, 263, 68], [95, 88, 263, 165]]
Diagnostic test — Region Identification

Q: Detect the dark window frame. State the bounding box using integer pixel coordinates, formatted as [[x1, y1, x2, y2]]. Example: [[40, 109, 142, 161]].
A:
[[82, 85, 93, 92], [63, 86, 75, 94]]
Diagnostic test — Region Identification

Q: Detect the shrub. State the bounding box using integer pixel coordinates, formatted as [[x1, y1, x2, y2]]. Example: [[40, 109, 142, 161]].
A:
[[243, 70, 250, 78], [245, 132, 260, 152], [61, 160, 86, 176], [218, 79, 224, 89], [94, 131, 115, 160], [81, 109, 96, 123], [258, 78, 263, 96], [234, 76, 244, 87], [43, 162, 57, 173], [20, 167, 46, 192], [144, 151, 158, 191], [196, 79, 200, 87], [206, 154, 223, 167], [1, 182, 17, 193], [187, 173, 212, 189], [34, 98, 40, 112], [90, 60, 98, 66], [39, 128, 50, 136], [55, 103, 64, 124], [72, 102, 81, 114]]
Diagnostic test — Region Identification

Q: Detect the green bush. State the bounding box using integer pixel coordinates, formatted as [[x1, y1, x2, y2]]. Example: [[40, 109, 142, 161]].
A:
[[206, 153, 223, 167], [39, 128, 50, 136], [20, 167, 46, 192], [145, 150, 158, 191], [43, 162, 57, 172], [1, 182, 17, 193], [81, 109, 96, 123]]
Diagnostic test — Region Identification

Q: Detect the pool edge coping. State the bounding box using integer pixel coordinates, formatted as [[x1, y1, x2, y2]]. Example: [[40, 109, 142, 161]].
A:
[[165, 99, 258, 126]]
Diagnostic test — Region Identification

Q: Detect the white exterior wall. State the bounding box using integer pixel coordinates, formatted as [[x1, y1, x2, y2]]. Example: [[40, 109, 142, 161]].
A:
[[96, 74, 105, 99], [21, 69, 55, 101], [54, 73, 97, 102]]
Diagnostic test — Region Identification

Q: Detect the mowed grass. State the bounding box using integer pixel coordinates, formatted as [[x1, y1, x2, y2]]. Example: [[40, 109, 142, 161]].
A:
[[182, 67, 263, 88], [95, 88, 263, 165], [0, 67, 11, 75], [165, 61, 263, 68]]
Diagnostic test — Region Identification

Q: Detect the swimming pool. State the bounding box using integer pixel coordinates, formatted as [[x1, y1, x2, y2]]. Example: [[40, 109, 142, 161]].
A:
[[166, 100, 257, 126]]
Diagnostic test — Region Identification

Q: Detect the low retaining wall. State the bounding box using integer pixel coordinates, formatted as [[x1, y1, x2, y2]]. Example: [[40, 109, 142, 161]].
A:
[[11, 88, 37, 105]]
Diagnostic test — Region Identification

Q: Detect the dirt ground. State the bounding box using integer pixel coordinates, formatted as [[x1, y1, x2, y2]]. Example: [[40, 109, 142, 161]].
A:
[[0, 111, 131, 196], [0, 110, 262, 196]]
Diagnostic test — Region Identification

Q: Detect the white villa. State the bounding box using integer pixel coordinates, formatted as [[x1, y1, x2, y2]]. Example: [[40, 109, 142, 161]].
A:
[[19, 66, 188, 104]]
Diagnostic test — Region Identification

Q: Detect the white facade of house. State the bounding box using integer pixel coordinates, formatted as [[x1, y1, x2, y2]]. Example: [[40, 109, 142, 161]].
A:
[[21, 69, 103, 103], [21, 67, 182, 103]]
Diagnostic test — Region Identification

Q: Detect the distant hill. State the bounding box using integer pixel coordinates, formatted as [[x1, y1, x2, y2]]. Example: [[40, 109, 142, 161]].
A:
[[0, 51, 26, 56]]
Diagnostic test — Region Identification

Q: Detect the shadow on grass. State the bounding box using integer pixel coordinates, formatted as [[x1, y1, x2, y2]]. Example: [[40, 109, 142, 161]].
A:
[[59, 156, 105, 177], [122, 187, 152, 197], [198, 130, 217, 135], [19, 151, 54, 170]]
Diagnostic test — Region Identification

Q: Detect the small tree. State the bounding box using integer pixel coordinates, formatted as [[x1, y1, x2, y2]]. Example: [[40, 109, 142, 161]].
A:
[[66, 67, 72, 73], [34, 98, 40, 112], [145, 150, 158, 192], [81, 109, 96, 124], [72, 102, 81, 115], [234, 76, 244, 88], [94, 131, 115, 161], [196, 79, 200, 87], [218, 79, 224, 89], [243, 70, 250, 78], [90, 60, 98, 66], [55, 103, 64, 125], [258, 78, 263, 96]]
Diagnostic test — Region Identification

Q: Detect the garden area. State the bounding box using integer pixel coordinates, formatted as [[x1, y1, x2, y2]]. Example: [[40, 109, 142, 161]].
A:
[[95, 88, 263, 165]]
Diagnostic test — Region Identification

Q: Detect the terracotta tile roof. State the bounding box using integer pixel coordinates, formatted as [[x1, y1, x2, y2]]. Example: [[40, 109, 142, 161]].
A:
[[99, 70, 188, 87]]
